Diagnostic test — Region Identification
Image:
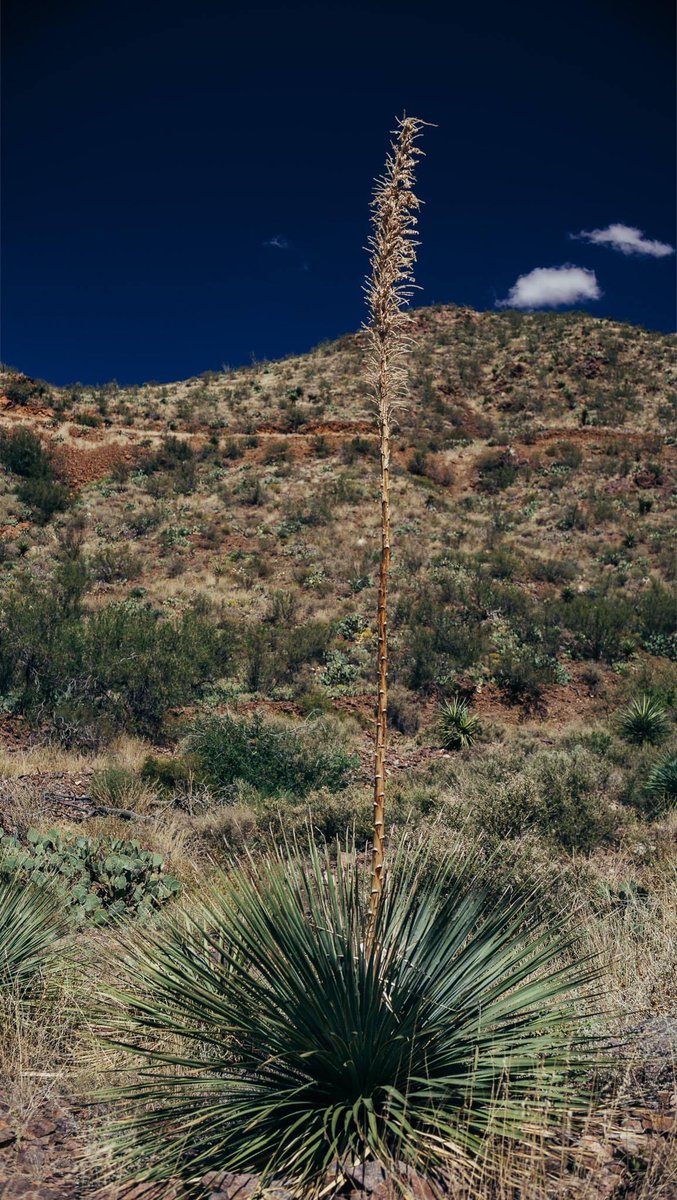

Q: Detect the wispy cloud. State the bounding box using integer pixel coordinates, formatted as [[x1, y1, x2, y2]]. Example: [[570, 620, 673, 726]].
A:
[[497, 265, 601, 310], [573, 223, 674, 258], [263, 234, 290, 249]]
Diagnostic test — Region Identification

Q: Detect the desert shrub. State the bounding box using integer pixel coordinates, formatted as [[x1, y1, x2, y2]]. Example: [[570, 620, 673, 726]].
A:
[[529, 557, 576, 584], [387, 685, 421, 735], [236, 472, 266, 506], [618, 695, 670, 746], [141, 755, 201, 791], [546, 440, 583, 469], [341, 436, 374, 464], [143, 435, 194, 473], [438, 697, 480, 749], [266, 590, 298, 626], [188, 714, 356, 798], [0, 581, 227, 742], [476, 448, 519, 492], [450, 746, 621, 853], [407, 447, 428, 476], [262, 439, 290, 464], [92, 544, 144, 583], [398, 589, 488, 692], [222, 438, 243, 460], [557, 591, 633, 661], [485, 548, 519, 580], [282, 622, 331, 674], [637, 581, 677, 659], [0, 828, 179, 924], [494, 649, 558, 708], [643, 754, 677, 815], [0, 375, 52, 407], [90, 766, 156, 811], [0, 427, 53, 478], [336, 613, 368, 640], [0, 427, 70, 523], [242, 621, 330, 693], [16, 476, 70, 523]]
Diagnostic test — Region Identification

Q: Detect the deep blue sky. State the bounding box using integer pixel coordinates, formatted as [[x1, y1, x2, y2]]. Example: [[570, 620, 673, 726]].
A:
[[2, 0, 675, 386]]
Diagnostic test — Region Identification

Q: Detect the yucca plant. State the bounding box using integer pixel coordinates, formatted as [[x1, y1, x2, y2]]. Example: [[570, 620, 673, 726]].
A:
[[102, 843, 598, 1197], [365, 115, 427, 918], [438, 697, 480, 750], [0, 872, 67, 988], [644, 753, 677, 813], [618, 694, 670, 745]]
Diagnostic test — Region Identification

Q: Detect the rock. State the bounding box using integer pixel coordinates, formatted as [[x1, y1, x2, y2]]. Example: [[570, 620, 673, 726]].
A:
[[25, 1118, 57, 1139], [611, 1130, 645, 1157], [631, 1015, 677, 1090], [0, 1119, 16, 1147], [571, 1135, 613, 1164], [200, 1171, 260, 1197], [642, 1112, 675, 1133]]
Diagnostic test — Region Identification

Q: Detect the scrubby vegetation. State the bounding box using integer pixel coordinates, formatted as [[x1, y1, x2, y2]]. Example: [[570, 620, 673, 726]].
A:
[[0, 299, 675, 1198]]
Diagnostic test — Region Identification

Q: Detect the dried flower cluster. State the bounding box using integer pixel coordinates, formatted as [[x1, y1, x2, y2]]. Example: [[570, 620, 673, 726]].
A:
[[364, 116, 427, 920]]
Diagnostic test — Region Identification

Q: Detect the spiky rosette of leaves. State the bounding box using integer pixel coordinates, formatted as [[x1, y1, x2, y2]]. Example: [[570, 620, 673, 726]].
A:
[[438, 697, 480, 750], [101, 843, 599, 1198], [618, 694, 669, 746], [644, 753, 677, 813], [0, 872, 68, 988]]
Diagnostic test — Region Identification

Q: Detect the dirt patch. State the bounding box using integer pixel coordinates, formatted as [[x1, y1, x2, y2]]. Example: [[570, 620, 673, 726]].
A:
[[52, 443, 141, 489]]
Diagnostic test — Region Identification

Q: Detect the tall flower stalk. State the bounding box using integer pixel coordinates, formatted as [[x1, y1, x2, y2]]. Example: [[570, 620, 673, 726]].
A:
[[364, 115, 427, 922]]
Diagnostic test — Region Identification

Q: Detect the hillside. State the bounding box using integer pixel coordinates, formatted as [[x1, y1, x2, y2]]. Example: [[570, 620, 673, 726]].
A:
[[0, 305, 675, 725], [0, 305, 676, 1199]]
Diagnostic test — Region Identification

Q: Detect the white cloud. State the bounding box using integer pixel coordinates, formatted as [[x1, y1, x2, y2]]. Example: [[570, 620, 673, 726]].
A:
[[497, 265, 601, 309], [573, 223, 674, 258], [263, 234, 290, 249]]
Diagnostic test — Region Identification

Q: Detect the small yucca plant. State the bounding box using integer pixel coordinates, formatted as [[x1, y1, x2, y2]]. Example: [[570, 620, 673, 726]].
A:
[[0, 873, 67, 988], [644, 753, 677, 813], [618, 694, 670, 745], [438, 697, 480, 750], [101, 843, 598, 1198]]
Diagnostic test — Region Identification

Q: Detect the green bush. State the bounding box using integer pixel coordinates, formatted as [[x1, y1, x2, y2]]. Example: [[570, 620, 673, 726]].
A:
[[638, 581, 677, 659], [141, 755, 201, 791], [0, 427, 53, 478], [0, 375, 52, 407], [476, 448, 519, 492], [92, 544, 144, 582], [188, 713, 357, 798], [16, 476, 70, 523], [90, 766, 155, 810], [399, 590, 488, 692], [618, 694, 670, 746], [557, 591, 633, 661], [0, 427, 70, 523], [242, 621, 330, 693], [0, 828, 179, 924], [0, 580, 229, 743], [450, 746, 621, 853], [494, 649, 558, 708]]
